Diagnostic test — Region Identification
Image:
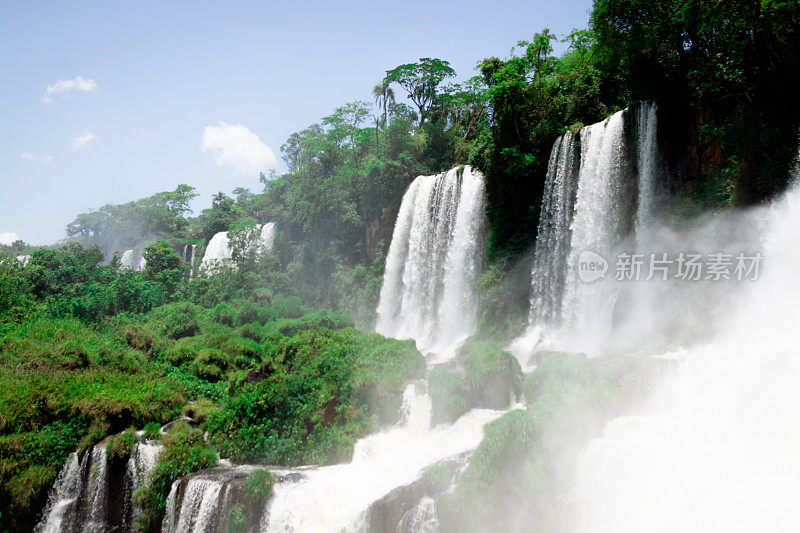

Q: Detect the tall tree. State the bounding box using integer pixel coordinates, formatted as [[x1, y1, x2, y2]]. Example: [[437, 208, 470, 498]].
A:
[[384, 58, 456, 125]]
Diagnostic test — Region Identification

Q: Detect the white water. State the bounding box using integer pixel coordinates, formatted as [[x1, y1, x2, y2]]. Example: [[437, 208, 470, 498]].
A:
[[35, 453, 82, 533], [182, 243, 197, 279], [126, 441, 161, 526], [262, 382, 502, 531], [163, 478, 223, 533], [83, 446, 109, 532], [529, 131, 579, 327], [200, 231, 231, 273], [635, 102, 659, 242], [200, 223, 276, 274], [559, 110, 629, 354], [574, 165, 800, 531], [260, 222, 276, 252], [120, 248, 146, 271], [514, 104, 660, 361], [376, 166, 487, 360]]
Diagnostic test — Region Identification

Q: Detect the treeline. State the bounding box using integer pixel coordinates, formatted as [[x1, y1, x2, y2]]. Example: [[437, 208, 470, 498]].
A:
[[21, 0, 800, 328]]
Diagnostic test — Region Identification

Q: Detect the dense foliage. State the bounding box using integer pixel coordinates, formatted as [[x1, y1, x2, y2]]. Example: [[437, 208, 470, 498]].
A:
[[2, 2, 799, 530], [0, 240, 423, 531]]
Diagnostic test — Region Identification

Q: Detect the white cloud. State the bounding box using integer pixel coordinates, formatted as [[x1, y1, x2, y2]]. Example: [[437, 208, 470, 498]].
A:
[[201, 121, 277, 175], [71, 132, 96, 152], [43, 76, 97, 103], [21, 152, 53, 164], [0, 232, 19, 245]]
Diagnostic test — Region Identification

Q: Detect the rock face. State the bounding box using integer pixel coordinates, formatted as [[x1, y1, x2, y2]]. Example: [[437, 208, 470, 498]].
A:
[[35, 439, 161, 533], [362, 453, 467, 532], [162, 467, 296, 533]]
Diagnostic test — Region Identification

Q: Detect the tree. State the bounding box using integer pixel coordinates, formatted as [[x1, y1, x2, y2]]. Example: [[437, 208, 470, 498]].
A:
[[372, 81, 395, 129], [384, 58, 456, 125], [143, 240, 182, 293]]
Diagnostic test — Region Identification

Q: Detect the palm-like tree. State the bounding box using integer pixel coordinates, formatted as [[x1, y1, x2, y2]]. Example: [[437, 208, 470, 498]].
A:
[[372, 82, 395, 130]]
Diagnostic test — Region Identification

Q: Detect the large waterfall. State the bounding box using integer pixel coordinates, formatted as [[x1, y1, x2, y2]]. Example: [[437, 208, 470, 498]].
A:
[[519, 104, 658, 357], [574, 157, 800, 533], [375, 166, 487, 359]]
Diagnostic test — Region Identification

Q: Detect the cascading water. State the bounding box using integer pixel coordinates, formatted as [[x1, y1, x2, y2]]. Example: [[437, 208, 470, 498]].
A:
[[125, 441, 161, 527], [574, 157, 800, 533], [528, 131, 579, 328], [260, 222, 276, 252], [120, 249, 146, 271], [36, 439, 161, 533], [200, 231, 231, 272], [375, 166, 487, 359], [635, 102, 659, 242], [559, 110, 631, 354], [181, 243, 197, 279], [260, 382, 502, 531], [36, 446, 109, 533], [517, 104, 659, 359], [200, 223, 276, 274]]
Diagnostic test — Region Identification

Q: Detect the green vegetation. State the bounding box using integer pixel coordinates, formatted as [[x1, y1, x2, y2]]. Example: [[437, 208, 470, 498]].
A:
[[245, 469, 275, 508], [133, 424, 218, 530], [429, 341, 522, 424], [0, 238, 424, 530], [2, 2, 798, 530]]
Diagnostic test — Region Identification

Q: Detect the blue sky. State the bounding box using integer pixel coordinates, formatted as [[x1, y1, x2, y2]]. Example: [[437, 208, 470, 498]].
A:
[[0, 0, 592, 244]]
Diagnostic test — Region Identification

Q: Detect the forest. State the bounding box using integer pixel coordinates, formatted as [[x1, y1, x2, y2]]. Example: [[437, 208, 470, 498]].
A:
[[2, 1, 800, 531]]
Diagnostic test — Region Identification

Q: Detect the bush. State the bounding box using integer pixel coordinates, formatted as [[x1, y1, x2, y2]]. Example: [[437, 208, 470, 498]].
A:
[[191, 348, 228, 382]]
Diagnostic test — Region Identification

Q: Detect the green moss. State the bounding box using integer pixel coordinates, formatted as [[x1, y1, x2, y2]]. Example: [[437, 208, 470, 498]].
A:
[[106, 427, 137, 464], [428, 367, 473, 424], [133, 426, 218, 530], [439, 352, 663, 533], [226, 503, 247, 533]]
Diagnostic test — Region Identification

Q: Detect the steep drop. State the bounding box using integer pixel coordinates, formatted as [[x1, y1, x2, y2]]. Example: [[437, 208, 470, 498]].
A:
[[376, 166, 487, 359]]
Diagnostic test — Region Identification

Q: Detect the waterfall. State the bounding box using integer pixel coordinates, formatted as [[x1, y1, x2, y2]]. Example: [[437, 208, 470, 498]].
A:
[[635, 102, 659, 242], [36, 446, 109, 532], [200, 223, 275, 274], [120, 249, 146, 271], [261, 382, 501, 531], [162, 464, 268, 533], [124, 441, 161, 527], [529, 131, 580, 327], [36, 439, 161, 533], [200, 232, 231, 272], [260, 222, 276, 252], [375, 166, 487, 359], [519, 105, 661, 358], [35, 453, 82, 533], [559, 110, 631, 354], [163, 478, 223, 533], [574, 158, 800, 532], [182, 244, 197, 279]]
